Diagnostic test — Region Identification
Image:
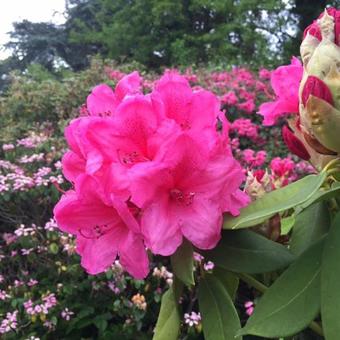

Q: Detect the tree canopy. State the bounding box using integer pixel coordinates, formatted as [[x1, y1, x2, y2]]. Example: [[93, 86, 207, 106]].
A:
[[2, 0, 340, 76]]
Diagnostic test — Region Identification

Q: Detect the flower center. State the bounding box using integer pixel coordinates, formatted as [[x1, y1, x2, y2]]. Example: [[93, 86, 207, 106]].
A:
[[78, 224, 111, 239], [180, 119, 191, 130], [117, 150, 149, 166], [169, 188, 195, 206]]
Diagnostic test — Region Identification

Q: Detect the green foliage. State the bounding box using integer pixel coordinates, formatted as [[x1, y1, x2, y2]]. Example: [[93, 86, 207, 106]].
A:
[[198, 274, 241, 340], [73, 0, 292, 68], [290, 201, 330, 256], [4, 0, 320, 78], [171, 239, 195, 287], [204, 230, 295, 274], [223, 172, 327, 229], [239, 239, 324, 337], [321, 212, 340, 340], [0, 58, 112, 142], [153, 282, 182, 340]]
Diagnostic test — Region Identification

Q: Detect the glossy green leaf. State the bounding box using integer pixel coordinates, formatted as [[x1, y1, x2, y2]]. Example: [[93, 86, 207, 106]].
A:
[[295, 181, 340, 213], [171, 239, 194, 286], [238, 239, 324, 338], [204, 230, 295, 274], [290, 201, 330, 256], [213, 267, 239, 301], [224, 173, 326, 230], [199, 274, 241, 340], [153, 285, 181, 340], [321, 213, 340, 340]]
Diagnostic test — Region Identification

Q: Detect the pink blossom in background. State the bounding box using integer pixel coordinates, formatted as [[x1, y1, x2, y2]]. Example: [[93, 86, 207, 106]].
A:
[[237, 99, 255, 113], [258, 57, 303, 126], [61, 308, 74, 321], [2, 144, 15, 151], [231, 119, 259, 140], [184, 311, 201, 327], [270, 157, 297, 187], [242, 149, 267, 168], [270, 157, 295, 178], [244, 301, 254, 316], [0, 311, 18, 334], [54, 71, 249, 278], [259, 68, 271, 80], [221, 91, 238, 106]]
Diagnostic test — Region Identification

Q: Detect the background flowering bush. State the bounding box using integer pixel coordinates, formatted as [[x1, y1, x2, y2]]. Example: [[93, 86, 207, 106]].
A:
[[0, 60, 318, 339]]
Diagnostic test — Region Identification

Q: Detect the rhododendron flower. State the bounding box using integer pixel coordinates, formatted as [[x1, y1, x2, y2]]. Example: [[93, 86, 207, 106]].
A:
[[258, 57, 303, 126], [54, 175, 149, 278], [130, 134, 248, 256], [221, 91, 238, 106], [270, 157, 295, 178], [259, 68, 271, 80], [237, 99, 255, 113], [54, 70, 249, 278]]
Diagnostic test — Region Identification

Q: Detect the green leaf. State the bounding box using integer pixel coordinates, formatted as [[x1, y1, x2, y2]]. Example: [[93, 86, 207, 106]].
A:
[[94, 318, 108, 333], [171, 239, 194, 286], [295, 181, 340, 213], [199, 274, 241, 340], [290, 201, 330, 256], [224, 173, 326, 230], [280, 215, 295, 235], [321, 212, 340, 340], [213, 267, 239, 301], [204, 230, 295, 274], [239, 239, 324, 338], [153, 285, 181, 340]]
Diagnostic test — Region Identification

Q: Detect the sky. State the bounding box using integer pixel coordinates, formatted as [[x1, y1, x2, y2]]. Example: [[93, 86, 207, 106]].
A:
[[0, 0, 66, 60]]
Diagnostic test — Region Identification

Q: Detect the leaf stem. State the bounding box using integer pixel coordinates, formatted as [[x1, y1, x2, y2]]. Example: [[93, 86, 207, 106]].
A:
[[237, 273, 267, 293], [237, 273, 324, 337], [324, 158, 340, 172], [309, 320, 324, 337]]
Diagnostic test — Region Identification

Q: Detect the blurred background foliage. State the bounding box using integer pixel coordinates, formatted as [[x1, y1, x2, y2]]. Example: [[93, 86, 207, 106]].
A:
[[1, 0, 340, 92]]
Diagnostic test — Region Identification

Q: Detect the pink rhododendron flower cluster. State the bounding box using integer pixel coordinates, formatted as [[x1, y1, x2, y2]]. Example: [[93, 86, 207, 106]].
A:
[[231, 118, 259, 141], [54, 71, 250, 278], [242, 149, 267, 168]]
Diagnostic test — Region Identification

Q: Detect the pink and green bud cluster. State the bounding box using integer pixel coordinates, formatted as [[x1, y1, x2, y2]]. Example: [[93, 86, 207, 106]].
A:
[[259, 8, 340, 170], [298, 8, 340, 167]]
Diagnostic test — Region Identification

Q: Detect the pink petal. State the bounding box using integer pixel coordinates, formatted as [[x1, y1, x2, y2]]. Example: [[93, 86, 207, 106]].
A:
[[188, 90, 220, 130], [118, 230, 149, 279], [180, 197, 222, 250], [222, 190, 250, 216], [141, 196, 183, 256], [62, 151, 86, 182], [76, 227, 122, 275], [115, 71, 141, 101], [258, 100, 298, 126], [53, 190, 118, 235], [111, 195, 140, 234], [86, 84, 118, 116], [155, 72, 193, 126]]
